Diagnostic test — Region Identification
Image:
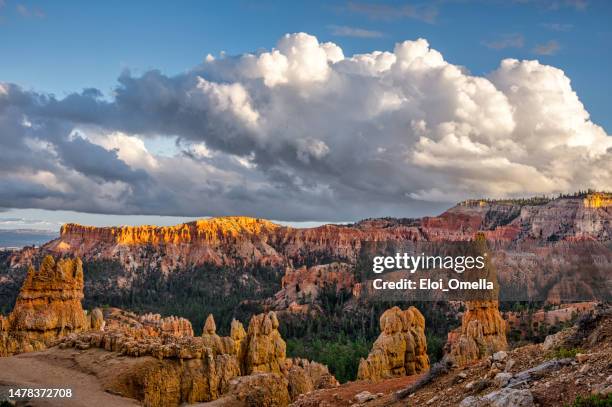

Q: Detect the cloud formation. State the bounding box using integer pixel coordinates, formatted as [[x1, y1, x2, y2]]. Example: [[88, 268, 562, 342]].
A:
[[329, 25, 384, 38], [482, 33, 525, 50], [533, 40, 561, 55], [0, 33, 610, 221], [540, 22, 573, 31], [16, 3, 44, 18], [345, 1, 437, 23], [514, 0, 588, 11]]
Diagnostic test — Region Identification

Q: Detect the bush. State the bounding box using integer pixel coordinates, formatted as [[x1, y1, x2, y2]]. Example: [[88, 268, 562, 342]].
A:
[[548, 347, 582, 359], [567, 394, 612, 407]]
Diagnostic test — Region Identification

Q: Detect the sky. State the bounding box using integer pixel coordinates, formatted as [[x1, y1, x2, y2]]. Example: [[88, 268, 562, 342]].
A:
[[0, 0, 611, 230]]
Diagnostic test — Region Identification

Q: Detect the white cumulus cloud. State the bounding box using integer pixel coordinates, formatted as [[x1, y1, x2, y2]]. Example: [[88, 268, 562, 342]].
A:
[[0, 33, 609, 221]]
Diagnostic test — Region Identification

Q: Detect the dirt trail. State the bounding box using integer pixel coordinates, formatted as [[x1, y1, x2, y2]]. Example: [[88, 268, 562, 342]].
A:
[[0, 349, 139, 407]]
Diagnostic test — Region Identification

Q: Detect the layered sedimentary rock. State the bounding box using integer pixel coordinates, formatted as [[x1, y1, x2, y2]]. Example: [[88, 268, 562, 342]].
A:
[[446, 300, 508, 366], [47, 217, 285, 272], [104, 308, 194, 338], [43, 196, 612, 264], [0, 256, 88, 356], [5, 193, 606, 309], [57, 310, 336, 407], [212, 373, 291, 407], [245, 311, 286, 374], [357, 306, 429, 381], [60, 216, 281, 246], [141, 313, 194, 337], [274, 262, 355, 311]]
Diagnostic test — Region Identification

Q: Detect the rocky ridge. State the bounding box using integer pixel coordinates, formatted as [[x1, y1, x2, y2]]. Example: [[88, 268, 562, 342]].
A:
[[273, 262, 355, 312], [5, 193, 608, 308], [55, 310, 338, 406], [32, 193, 612, 269]]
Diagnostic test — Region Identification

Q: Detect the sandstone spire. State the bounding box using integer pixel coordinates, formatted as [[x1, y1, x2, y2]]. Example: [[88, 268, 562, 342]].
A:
[[245, 311, 286, 374], [0, 256, 88, 356], [446, 300, 507, 366], [204, 314, 217, 334]]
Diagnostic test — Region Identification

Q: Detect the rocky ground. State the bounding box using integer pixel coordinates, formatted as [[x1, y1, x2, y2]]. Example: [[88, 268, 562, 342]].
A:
[[293, 304, 612, 407]]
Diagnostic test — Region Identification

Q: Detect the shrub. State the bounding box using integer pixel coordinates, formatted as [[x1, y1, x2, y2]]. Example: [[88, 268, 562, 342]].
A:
[[566, 393, 612, 407]]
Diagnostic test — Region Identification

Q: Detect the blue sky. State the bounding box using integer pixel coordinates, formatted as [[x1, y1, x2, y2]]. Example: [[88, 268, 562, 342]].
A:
[[1, 0, 610, 131], [0, 0, 611, 231]]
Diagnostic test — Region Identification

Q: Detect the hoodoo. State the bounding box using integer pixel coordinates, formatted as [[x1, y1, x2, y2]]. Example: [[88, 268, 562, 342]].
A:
[[357, 306, 429, 381], [445, 300, 508, 366], [0, 256, 88, 356]]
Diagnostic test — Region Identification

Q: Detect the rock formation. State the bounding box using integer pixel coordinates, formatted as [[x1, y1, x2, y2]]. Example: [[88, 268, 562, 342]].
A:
[[285, 358, 339, 400], [244, 311, 286, 374], [446, 300, 508, 366], [4, 193, 607, 310], [89, 307, 105, 331], [45, 217, 285, 272], [274, 262, 355, 311], [357, 306, 429, 381], [56, 309, 337, 407], [201, 313, 225, 353], [0, 256, 88, 356], [104, 308, 194, 338], [211, 373, 291, 407], [230, 317, 247, 364]]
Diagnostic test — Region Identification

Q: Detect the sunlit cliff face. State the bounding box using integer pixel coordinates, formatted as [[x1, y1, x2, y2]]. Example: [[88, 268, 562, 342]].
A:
[[52, 193, 611, 252], [583, 192, 612, 209], [59, 216, 281, 246]]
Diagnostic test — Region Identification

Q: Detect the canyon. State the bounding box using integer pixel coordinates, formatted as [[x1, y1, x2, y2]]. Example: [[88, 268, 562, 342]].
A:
[[4, 192, 609, 314], [0, 259, 339, 406], [0, 192, 610, 406]]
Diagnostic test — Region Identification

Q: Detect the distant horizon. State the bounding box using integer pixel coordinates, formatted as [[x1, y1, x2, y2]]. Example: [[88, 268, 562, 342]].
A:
[[1, 190, 608, 232]]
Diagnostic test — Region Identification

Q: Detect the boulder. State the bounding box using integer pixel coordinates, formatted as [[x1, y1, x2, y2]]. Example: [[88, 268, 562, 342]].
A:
[[492, 351, 507, 362], [460, 388, 534, 407], [286, 358, 338, 400], [493, 372, 513, 387], [354, 390, 376, 403]]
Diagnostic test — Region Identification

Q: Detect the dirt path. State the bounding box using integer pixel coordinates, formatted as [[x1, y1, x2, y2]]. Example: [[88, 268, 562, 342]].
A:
[[0, 349, 140, 407]]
